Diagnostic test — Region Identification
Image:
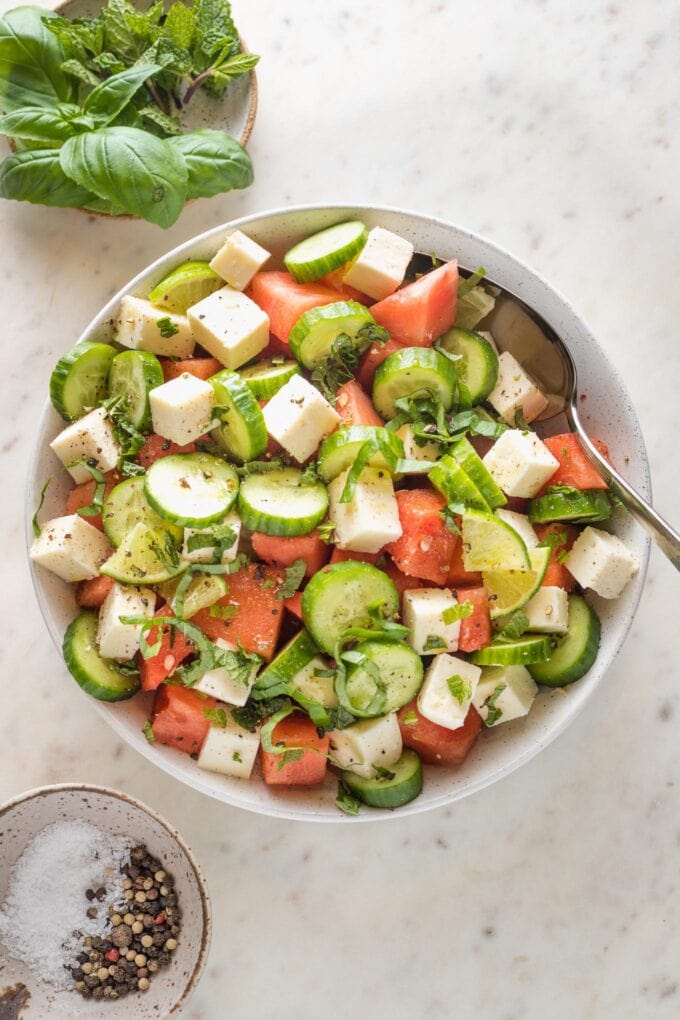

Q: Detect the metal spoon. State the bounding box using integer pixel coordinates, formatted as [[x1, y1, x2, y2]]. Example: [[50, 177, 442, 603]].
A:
[[409, 253, 680, 570]]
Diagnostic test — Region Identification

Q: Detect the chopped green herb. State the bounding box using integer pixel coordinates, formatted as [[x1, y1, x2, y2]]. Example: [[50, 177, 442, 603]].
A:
[[277, 747, 304, 770], [313, 667, 336, 679], [232, 751, 242, 763], [318, 520, 336, 544], [423, 634, 447, 652], [311, 323, 387, 401], [446, 674, 472, 705], [276, 558, 306, 600], [401, 710, 418, 726], [483, 683, 505, 726], [495, 610, 530, 642], [457, 266, 487, 299], [208, 602, 238, 620], [204, 706, 229, 727], [157, 317, 179, 338], [142, 720, 155, 743], [236, 458, 285, 476], [71, 461, 106, 518], [442, 601, 474, 625], [373, 764, 396, 781], [32, 477, 52, 537], [336, 780, 361, 816], [537, 529, 568, 551]]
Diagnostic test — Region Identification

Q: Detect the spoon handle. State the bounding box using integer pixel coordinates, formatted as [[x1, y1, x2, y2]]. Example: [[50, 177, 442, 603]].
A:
[[571, 415, 680, 570]]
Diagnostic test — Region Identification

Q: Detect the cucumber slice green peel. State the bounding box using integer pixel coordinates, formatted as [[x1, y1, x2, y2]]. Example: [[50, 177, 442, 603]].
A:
[[528, 486, 611, 524], [340, 750, 423, 809], [102, 477, 183, 548], [437, 326, 499, 406], [50, 341, 115, 421], [63, 611, 140, 702], [284, 220, 368, 283], [372, 347, 459, 420], [289, 300, 378, 370], [238, 359, 300, 400], [339, 639, 423, 718], [210, 369, 268, 463], [301, 562, 401, 656], [529, 596, 601, 686], [144, 452, 239, 527], [108, 349, 164, 432], [318, 425, 404, 483], [238, 467, 329, 537]]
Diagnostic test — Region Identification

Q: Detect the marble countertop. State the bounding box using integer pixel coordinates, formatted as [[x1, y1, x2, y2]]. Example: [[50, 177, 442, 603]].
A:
[[1, 0, 679, 1016]]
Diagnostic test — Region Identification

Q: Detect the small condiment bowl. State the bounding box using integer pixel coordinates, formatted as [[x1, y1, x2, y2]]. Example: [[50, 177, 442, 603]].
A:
[[0, 784, 211, 1018]]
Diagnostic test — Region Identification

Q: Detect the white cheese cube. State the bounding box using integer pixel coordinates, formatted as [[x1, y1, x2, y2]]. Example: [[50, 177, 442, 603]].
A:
[[521, 586, 569, 633], [343, 226, 414, 300], [396, 423, 443, 465], [197, 714, 260, 779], [115, 295, 194, 358], [263, 375, 340, 463], [417, 654, 481, 731], [97, 582, 155, 660], [187, 287, 269, 370], [149, 373, 214, 446], [482, 429, 559, 498], [209, 230, 270, 290], [289, 655, 339, 708], [30, 514, 112, 582], [486, 351, 548, 425], [328, 713, 402, 779], [495, 509, 539, 549], [193, 638, 259, 707], [182, 512, 241, 564], [50, 407, 121, 483], [565, 526, 639, 599], [328, 467, 402, 554], [473, 665, 538, 726], [403, 588, 461, 655]]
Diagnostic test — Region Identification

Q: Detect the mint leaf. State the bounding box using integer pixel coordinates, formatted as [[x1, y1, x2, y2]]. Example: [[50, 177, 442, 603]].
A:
[[204, 706, 228, 726], [483, 683, 505, 726], [442, 601, 474, 625], [276, 559, 306, 600], [446, 674, 472, 705], [142, 720, 155, 743], [423, 634, 446, 652], [336, 780, 361, 816]]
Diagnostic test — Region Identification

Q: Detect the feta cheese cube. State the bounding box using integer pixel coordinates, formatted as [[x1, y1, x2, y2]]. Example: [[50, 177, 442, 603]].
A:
[[209, 230, 270, 290], [193, 638, 259, 707], [197, 714, 260, 779], [486, 351, 548, 425], [343, 226, 414, 300], [149, 372, 214, 446], [328, 712, 402, 778], [115, 295, 194, 358], [482, 429, 559, 498], [187, 287, 269, 370], [495, 509, 539, 548], [396, 423, 443, 465], [97, 582, 155, 660], [417, 654, 481, 731], [182, 512, 241, 564], [50, 407, 121, 483], [289, 655, 339, 708], [473, 665, 538, 726], [30, 514, 112, 582], [403, 588, 462, 655], [521, 585, 569, 633], [263, 375, 340, 463], [328, 467, 402, 553], [565, 526, 639, 599]]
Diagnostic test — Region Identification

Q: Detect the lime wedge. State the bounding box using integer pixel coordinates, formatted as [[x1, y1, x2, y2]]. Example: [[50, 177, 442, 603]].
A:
[[462, 509, 531, 572], [158, 574, 227, 618], [101, 523, 187, 586], [148, 260, 222, 314], [483, 547, 551, 619]]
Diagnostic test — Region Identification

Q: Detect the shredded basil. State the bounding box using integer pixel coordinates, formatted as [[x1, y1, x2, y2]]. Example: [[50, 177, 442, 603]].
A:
[[32, 477, 52, 537]]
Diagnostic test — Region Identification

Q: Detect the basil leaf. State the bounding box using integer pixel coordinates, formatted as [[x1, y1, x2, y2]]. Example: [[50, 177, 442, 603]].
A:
[[0, 106, 81, 143], [0, 7, 75, 113], [0, 148, 94, 207], [60, 126, 188, 227], [60, 58, 100, 87], [83, 63, 161, 124], [168, 129, 252, 199]]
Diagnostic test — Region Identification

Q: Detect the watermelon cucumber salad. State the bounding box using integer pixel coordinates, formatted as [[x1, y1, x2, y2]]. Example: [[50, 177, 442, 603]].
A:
[[31, 220, 640, 814]]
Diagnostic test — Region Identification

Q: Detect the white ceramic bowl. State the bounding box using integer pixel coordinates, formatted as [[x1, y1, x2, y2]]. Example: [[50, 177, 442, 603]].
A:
[[26, 205, 651, 822], [0, 784, 211, 1016]]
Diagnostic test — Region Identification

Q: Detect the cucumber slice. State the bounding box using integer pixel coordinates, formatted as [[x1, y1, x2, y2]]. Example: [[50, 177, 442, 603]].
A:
[[145, 452, 239, 527], [528, 595, 601, 686], [63, 610, 140, 702], [469, 634, 552, 666], [238, 468, 329, 537], [50, 341, 115, 421], [255, 629, 319, 691], [148, 259, 222, 314], [483, 546, 551, 620], [372, 347, 458, 420], [450, 437, 506, 509], [462, 509, 531, 571], [428, 455, 490, 512], [158, 573, 227, 618], [302, 561, 399, 655], [317, 425, 404, 482], [528, 487, 611, 525], [209, 369, 268, 463], [101, 523, 186, 585], [289, 300, 376, 370], [102, 477, 183, 548], [341, 749, 423, 809], [340, 639, 423, 718], [108, 349, 164, 431], [284, 221, 368, 283], [238, 358, 300, 400], [438, 327, 498, 404]]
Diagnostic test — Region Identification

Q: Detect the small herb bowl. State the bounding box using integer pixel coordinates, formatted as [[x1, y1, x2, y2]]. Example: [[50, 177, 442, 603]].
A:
[[0, 784, 211, 1017]]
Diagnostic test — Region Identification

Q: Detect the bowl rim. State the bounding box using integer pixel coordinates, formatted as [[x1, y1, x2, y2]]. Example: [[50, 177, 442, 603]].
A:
[[0, 782, 212, 1013], [25, 203, 652, 822]]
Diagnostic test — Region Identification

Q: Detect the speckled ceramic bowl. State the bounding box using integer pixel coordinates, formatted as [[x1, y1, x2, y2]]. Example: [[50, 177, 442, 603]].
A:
[[25, 206, 651, 822], [0, 784, 211, 1016]]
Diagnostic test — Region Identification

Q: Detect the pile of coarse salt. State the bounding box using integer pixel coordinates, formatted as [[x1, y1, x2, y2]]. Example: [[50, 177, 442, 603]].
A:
[[0, 819, 131, 990]]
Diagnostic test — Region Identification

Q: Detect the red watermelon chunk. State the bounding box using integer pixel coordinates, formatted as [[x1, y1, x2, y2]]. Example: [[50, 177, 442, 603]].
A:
[[370, 261, 459, 347], [248, 272, 339, 344], [385, 489, 455, 585]]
